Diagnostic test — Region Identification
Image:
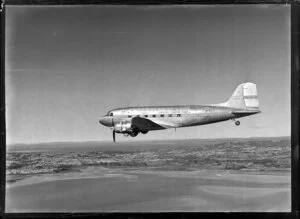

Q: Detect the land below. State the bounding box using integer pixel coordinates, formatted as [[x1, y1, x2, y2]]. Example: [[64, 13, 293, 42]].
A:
[[6, 137, 291, 212]]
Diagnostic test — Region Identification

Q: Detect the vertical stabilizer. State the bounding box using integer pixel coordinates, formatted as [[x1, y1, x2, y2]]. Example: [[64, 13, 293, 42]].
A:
[[220, 82, 260, 110]]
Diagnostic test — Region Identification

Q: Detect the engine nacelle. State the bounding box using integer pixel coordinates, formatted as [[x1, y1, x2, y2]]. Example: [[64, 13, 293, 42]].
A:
[[114, 122, 132, 133]]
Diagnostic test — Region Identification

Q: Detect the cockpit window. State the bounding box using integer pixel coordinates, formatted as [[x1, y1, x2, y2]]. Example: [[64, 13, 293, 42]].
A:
[[109, 112, 113, 116]]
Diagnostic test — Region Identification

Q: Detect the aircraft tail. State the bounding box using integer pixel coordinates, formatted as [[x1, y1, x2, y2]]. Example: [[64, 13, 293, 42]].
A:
[[220, 82, 260, 110]]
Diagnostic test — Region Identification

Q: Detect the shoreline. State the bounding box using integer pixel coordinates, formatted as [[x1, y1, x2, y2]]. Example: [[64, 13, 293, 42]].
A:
[[6, 166, 291, 188]]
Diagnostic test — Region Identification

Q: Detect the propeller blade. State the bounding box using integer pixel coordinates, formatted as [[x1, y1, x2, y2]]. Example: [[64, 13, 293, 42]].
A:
[[113, 130, 116, 143]]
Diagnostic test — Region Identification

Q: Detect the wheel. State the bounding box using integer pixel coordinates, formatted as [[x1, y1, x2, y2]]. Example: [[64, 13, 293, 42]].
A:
[[141, 130, 148, 134], [235, 121, 240, 126], [130, 130, 139, 137]]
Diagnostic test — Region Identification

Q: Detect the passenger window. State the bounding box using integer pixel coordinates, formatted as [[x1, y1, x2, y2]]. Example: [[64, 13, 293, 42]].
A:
[[144, 115, 148, 117], [152, 115, 156, 117], [168, 114, 172, 117], [136, 115, 140, 117], [128, 115, 132, 118], [177, 114, 181, 117], [160, 114, 164, 117]]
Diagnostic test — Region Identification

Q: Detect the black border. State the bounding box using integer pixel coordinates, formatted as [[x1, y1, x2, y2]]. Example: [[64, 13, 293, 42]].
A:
[[1, 1, 299, 219], [0, 0, 5, 217], [1, 0, 296, 5], [291, 2, 299, 218]]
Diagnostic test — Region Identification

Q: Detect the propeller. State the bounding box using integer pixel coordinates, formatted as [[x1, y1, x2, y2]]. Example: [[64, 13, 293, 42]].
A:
[[112, 117, 115, 143], [113, 130, 116, 143]]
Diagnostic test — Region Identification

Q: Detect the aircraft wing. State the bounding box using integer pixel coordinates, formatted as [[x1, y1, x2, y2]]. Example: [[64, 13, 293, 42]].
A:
[[131, 117, 166, 131]]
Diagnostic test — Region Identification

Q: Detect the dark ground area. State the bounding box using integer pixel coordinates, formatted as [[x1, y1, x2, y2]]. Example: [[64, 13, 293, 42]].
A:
[[7, 137, 291, 178]]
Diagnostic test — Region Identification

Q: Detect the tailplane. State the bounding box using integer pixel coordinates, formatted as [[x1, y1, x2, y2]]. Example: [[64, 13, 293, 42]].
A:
[[220, 82, 260, 110]]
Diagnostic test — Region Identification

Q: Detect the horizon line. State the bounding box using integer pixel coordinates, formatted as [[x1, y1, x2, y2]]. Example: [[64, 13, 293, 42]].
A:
[[7, 135, 291, 146]]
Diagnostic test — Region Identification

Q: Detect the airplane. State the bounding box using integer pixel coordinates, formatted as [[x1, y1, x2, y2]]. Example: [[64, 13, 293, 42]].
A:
[[99, 82, 261, 142]]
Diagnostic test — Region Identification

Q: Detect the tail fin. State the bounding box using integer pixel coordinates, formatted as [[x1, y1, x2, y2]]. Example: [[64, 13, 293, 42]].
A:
[[221, 82, 260, 110]]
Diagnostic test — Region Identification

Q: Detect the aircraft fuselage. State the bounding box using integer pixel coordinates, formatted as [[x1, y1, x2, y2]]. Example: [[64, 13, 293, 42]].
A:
[[100, 105, 259, 130], [99, 82, 261, 142]]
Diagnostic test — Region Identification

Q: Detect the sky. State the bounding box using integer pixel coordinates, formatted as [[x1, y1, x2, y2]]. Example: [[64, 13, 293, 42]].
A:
[[6, 5, 291, 144]]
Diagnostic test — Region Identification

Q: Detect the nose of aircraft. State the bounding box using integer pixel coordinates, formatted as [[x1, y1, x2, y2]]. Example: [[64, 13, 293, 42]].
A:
[[99, 116, 113, 127]]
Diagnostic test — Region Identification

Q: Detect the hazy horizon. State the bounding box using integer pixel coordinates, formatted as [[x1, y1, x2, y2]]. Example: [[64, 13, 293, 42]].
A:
[[6, 5, 291, 144], [7, 135, 291, 147]]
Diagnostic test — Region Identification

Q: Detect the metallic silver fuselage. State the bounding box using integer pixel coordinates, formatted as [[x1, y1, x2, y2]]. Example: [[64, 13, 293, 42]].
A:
[[102, 105, 252, 130], [99, 82, 261, 142]]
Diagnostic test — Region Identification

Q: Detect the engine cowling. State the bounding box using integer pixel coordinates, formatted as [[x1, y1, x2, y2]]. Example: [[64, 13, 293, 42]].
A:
[[114, 122, 132, 133]]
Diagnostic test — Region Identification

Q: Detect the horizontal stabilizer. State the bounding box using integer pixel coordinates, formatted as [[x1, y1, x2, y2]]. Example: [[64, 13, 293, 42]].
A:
[[232, 110, 261, 114], [232, 110, 261, 117]]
